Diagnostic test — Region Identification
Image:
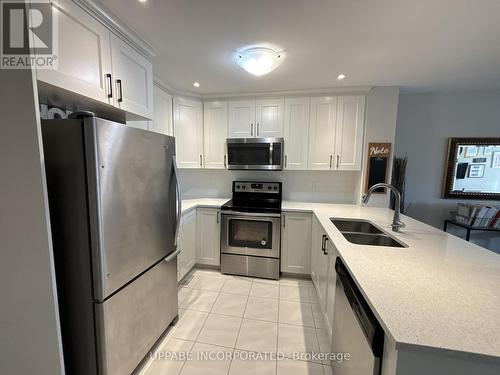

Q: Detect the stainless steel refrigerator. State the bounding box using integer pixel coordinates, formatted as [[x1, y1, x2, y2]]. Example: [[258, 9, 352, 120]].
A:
[[42, 113, 181, 375]]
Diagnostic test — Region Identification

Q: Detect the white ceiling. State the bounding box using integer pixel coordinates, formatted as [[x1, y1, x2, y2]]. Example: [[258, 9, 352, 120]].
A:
[[99, 0, 500, 95]]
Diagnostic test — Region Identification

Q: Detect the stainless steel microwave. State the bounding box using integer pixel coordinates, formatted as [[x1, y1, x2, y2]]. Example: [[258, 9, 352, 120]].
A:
[[226, 138, 284, 170]]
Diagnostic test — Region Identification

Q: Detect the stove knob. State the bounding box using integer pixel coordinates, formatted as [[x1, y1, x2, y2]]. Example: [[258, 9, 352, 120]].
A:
[[268, 186, 272, 190], [273, 186, 278, 190], [236, 185, 240, 189], [242, 185, 246, 189]]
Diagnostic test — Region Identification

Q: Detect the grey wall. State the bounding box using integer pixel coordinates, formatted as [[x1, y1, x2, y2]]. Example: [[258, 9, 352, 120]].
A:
[[0, 69, 65, 373], [395, 90, 500, 252]]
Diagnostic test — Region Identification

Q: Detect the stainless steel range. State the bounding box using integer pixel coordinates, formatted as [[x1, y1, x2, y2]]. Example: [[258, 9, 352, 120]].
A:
[[220, 181, 282, 280]]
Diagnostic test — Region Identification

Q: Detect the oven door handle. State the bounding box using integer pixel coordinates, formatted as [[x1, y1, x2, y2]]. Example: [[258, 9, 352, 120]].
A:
[[221, 210, 281, 218]]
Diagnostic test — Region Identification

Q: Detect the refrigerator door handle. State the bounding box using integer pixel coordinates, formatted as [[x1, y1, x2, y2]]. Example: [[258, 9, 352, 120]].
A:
[[164, 248, 181, 263], [173, 156, 182, 247]]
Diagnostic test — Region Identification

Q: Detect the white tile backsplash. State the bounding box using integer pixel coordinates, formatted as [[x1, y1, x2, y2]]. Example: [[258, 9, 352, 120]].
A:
[[179, 169, 360, 203]]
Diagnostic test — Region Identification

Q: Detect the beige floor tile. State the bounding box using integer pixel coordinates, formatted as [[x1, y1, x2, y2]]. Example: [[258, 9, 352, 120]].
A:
[[140, 338, 194, 375], [244, 297, 279, 322], [277, 324, 320, 363], [180, 342, 233, 375], [197, 313, 242, 348], [172, 310, 209, 341], [221, 278, 252, 295], [250, 282, 279, 299], [190, 275, 226, 292], [229, 350, 277, 375], [307, 287, 321, 304], [278, 300, 315, 327], [235, 319, 278, 353], [276, 359, 324, 375], [279, 285, 311, 302], [211, 293, 248, 317], [178, 287, 193, 307], [180, 289, 219, 312]]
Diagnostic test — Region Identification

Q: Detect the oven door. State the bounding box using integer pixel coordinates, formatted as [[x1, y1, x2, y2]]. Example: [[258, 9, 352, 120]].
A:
[[226, 138, 283, 170], [221, 212, 280, 258]]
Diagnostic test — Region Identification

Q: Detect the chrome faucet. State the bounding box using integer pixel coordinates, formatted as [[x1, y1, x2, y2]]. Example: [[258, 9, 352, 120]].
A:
[[362, 183, 405, 232]]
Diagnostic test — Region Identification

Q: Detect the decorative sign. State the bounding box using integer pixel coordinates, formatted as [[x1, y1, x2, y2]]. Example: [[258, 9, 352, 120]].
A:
[[365, 143, 392, 194]]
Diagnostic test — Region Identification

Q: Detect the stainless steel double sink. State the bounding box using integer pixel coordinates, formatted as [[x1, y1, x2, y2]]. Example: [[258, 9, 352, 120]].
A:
[[331, 219, 407, 248]]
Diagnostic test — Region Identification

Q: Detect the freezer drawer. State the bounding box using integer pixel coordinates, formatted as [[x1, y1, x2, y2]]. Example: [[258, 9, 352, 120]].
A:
[[94, 257, 178, 375]]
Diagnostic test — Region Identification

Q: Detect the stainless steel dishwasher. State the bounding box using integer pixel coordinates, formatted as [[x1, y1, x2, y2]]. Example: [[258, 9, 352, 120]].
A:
[[332, 258, 384, 375]]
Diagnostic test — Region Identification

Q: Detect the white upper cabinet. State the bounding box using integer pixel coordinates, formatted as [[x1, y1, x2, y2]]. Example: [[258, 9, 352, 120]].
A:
[[334, 96, 366, 171], [203, 101, 228, 169], [196, 208, 221, 266], [281, 212, 312, 274], [228, 98, 283, 138], [37, 0, 112, 104], [150, 85, 173, 136], [110, 34, 154, 119], [283, 97, 310, 170], [228, 100, 255, 138], [174, 97, 203, 168], [255, 98, 284, 137], [308, 97, 338, 170]]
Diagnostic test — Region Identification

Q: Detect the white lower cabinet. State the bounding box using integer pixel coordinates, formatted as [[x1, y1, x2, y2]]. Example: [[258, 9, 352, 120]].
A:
[[196, 208, 221, 266], [177, 209, 196, 282], [310, 215, 329, 312], [324, 239, 340, 335], [281, 212, 312, 274]]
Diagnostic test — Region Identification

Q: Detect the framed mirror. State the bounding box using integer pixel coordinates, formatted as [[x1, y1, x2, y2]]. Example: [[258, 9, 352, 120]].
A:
[[443, 138, 500, 200]]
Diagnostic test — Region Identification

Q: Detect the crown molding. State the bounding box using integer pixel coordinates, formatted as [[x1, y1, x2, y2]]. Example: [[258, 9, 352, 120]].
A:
[[153, 77, 203, 99], [200, 85, 373, 100], [72, 0, 156, 59]]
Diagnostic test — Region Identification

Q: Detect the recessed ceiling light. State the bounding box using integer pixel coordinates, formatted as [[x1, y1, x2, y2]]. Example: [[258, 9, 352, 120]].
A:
[[337, 73, 347, 81], [193, 82, 200, 88], [237, 47, 283, 76], [138, 0, 147, 3]]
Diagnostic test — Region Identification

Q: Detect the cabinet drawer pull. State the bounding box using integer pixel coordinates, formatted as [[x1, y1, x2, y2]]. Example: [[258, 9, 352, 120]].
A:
[[106, 73, 113, 98], [329, 155, 333, 169], [251, 123, 254, 136], [336, 155, 340, 169], [116, 79, 123, 103], [199, 155, 203, 167]]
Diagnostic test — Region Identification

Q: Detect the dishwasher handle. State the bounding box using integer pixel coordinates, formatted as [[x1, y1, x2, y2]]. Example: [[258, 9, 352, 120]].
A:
[[335, 257, 384, 358]]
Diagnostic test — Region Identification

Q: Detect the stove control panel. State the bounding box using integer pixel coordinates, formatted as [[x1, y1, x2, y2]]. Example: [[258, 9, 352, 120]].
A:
[[234, 181, 281, 194]]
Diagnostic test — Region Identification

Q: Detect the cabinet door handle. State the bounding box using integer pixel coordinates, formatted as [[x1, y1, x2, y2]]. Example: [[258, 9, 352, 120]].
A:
[[321, 234, 326, 251], [284, 155, 287, 168], [336, 155, 340, 169], [257, 123, 260, 136], [116, 79, 123, 103], [199, 155, 203, 167], [324, 237, 329, 255], [106, 74, 113, 98], [224, 154, 227, 168], [251, 123, 254, 136], [283, 215, 286, 228], [216, 211, 220, 223], [329, 155, 333, 169]]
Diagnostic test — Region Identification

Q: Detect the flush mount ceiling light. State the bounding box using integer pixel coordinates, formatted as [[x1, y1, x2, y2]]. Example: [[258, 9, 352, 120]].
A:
[[237, 47, 283, 76]]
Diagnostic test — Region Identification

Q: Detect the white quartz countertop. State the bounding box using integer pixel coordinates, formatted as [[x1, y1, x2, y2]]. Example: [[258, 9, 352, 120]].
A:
[[181, 198, 500, 360]]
